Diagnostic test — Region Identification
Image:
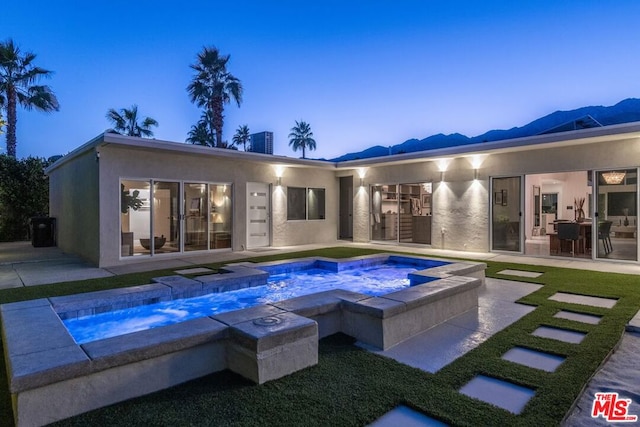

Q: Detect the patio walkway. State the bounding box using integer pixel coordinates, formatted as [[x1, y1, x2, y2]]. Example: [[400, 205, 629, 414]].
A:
[[3, 240, 640, 289]]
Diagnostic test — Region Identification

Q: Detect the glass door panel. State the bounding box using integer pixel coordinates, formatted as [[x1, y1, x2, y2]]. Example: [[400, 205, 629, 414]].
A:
[[492, 176, 522, 252], [370, 185, 398, 241], [398, 183, 432, 244], [595, 169, 638, 261], [153, 181, 180, 254], [210, 184, 232, 249], [184, 183, 208, 251], [120, 179, 151, 257]]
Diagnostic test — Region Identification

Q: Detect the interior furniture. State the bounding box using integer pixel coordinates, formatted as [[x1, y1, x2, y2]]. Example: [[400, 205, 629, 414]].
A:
[[121, 232, 133, 256], [599, 221, 613, 254], [412, 215, 431, 244], [557, 222, 583, 257]]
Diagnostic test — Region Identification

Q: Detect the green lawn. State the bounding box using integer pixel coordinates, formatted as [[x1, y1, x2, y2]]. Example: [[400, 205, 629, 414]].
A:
[[1, 247, 638, 426]]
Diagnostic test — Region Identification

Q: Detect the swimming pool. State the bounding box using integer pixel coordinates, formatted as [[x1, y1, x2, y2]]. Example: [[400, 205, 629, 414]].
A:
[[64, 262, 439, 344]]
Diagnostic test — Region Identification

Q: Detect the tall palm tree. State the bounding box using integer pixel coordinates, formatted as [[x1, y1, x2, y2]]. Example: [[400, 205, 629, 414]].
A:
[[187, 46, 242, 148], [0, 39, 60, 157], [106, 105, 158, 138], [232, 124, 250, 151], [288, 120, 316, 159]]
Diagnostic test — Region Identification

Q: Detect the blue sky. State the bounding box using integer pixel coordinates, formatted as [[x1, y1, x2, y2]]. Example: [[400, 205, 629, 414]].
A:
[[2, 1, 640, 159]]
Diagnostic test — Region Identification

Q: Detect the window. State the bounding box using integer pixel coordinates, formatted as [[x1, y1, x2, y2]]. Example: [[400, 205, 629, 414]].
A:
[[287, 187, 306, 220], [308, 188, 325, 220], [287, 187, 326, 220]]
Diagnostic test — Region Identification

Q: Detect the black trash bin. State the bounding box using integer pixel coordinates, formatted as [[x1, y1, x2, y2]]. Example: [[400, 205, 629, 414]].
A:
[[31, 217, 56, 247]]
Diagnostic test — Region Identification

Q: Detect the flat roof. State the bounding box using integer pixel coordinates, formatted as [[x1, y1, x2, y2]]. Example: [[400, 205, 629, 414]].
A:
[[46, 121, 640, 174]]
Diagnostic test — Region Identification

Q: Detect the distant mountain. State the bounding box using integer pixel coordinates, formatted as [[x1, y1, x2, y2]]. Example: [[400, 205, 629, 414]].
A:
[[331, 98, 640, 161]]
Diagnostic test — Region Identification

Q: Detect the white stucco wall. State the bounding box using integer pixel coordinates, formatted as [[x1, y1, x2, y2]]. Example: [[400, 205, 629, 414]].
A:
[[346, 135, 640, 253], [48, 150, 101, 264], [94, 141, 337, 266]]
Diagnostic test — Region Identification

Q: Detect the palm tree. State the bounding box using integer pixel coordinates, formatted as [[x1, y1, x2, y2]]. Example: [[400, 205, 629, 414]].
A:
[[0, 39, 60, 157], [0, 111, 6, 136], [186, 120, 212, 146], [106, 105, 158, 138], [187, 46, 242, 148], [232, 124, 251, 151], [288, 120, 316, 159]]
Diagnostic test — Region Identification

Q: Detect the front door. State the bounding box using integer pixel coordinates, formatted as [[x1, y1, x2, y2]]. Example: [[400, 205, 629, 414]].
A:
[[491, 176, 522, 252], [247, 182, 270, 248], [339, 176, 353, 239]]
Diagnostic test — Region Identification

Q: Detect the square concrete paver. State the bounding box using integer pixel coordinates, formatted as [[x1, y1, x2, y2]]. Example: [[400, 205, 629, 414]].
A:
[[532, 326, 586, 344], [502, 346, 565, 372], [459, 375, 535, 414], [628, 309, 640, 333], [369, 405, 448, 426], [548, 292, 617, 309], [554, 310, 602, 325], [497, 269, 543, 278], [174, 267, 214, 275]]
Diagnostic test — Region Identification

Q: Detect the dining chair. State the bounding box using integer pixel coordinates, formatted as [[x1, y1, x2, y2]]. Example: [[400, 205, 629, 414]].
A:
[[598, 220, 613, 254], [557, 222, 583, 257]]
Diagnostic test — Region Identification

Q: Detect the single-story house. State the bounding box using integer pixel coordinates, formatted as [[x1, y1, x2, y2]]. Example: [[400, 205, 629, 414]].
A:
[[46, 122, 640, 267]]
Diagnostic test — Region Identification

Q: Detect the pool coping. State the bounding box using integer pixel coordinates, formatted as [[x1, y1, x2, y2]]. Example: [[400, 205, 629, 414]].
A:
[[1, 254, 485, 426]]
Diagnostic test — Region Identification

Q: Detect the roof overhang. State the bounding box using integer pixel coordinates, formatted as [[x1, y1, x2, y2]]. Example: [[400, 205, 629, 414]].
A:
[[45, 121, 640, 175], [45, 132, 336, 174], [333, 121, 640, 169]]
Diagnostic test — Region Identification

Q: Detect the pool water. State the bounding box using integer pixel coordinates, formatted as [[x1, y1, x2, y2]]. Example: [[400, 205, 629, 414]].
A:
[[64, 263, 431, 344]]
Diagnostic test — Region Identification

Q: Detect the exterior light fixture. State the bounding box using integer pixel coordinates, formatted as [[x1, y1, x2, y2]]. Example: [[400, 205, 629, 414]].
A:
[[440, 171, 445, 181], [602, 171, 625, 185], [276, 177, 282, 187], [360, 177, 364, 187], [474, 168, 478, 180]]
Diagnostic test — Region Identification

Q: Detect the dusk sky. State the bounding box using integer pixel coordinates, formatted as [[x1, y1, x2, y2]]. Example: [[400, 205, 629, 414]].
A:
[[2, 1, 640, 159]]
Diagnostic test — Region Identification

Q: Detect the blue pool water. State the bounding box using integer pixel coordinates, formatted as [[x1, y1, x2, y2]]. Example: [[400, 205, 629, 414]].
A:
[[64, 263, 437, 344]]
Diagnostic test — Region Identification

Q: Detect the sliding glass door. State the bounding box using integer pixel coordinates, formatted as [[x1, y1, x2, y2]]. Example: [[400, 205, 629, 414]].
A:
[[370, 182, 432, 244], [491, 176, 522, 252], [121, 179, 232, 257], [595, 169, 638, 261]]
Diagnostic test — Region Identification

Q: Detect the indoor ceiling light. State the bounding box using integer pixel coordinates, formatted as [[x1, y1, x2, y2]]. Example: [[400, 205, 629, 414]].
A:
[[602, 171, 626, 185]]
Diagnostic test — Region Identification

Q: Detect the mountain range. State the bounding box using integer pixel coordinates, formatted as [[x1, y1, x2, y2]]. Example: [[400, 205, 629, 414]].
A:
[[330, 98, 640, 162]]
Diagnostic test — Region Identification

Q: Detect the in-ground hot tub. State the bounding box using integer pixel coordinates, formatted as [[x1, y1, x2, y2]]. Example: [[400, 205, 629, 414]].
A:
[[1, 254, 485, 427]]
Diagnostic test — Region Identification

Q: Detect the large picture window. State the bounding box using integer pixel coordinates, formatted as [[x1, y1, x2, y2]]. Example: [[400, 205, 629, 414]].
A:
[[287, 187, 325, 220], [307, 188, 325, 220], [287, 187, 307, 220]]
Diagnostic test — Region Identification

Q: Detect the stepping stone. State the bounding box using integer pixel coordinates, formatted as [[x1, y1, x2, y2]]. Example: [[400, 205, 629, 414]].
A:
[[459, 375, 535, 414], [502, 346, 565, 372], [628, 309, 640, 333], [532, 326, 586, 344], [554, 310, 602, 325], [369, 405, 448, 426], [174, 267, 214, 275], [548, 292, 617, 309], [497, 269, 543, 278]]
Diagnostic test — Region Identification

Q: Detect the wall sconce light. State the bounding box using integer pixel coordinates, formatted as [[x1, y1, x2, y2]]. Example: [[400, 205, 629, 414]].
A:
[[473, 168, 478, 181], [95, 151, 100, 162], [440, 171, 445, 181], [360, 177, 364, 187], [276, 176, 282, 187]]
